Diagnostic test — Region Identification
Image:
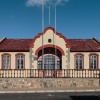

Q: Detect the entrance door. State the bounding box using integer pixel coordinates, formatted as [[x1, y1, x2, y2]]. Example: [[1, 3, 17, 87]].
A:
[[38, 54, 60, 77], [44, 55, 55, 70], [44, 55, 55, 77], [38, 54, 60, 69]]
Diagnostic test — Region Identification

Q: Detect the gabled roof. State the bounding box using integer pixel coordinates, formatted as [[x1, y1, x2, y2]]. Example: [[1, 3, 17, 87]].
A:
[[0, 26, 100, 52], [0, 38, 100, 52], [0, 38, 32, 52]]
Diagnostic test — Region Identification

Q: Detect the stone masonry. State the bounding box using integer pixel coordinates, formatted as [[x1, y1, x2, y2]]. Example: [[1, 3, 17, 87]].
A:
[[0, 78, 99, 89]]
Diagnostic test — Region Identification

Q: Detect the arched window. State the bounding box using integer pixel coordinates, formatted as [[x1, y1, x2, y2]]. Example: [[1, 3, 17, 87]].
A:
[[90, 54, 98, 69], [75, 54, 84, 69], [38, 54, 60, 70], [2, 54, 11, 69], [16, 54, 25, 69]]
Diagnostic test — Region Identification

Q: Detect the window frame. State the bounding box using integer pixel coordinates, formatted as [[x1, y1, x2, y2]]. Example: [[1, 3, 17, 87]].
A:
[[1, 53, 11, 69], [38, 60, 42, 69], [74, 53, 84, 70], [89, 53, 99, 70], [15, 53, 25, 69], [37, 54, 60, 70]]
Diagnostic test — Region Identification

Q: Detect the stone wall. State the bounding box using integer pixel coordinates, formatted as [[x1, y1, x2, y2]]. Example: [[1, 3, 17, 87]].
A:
[[0, 78, 99, 89]]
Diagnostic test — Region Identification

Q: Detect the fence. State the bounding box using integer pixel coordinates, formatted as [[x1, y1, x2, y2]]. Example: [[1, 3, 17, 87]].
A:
[[0, 69, 100, 78]]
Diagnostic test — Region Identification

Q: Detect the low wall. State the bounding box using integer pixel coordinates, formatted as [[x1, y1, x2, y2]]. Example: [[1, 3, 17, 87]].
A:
[[0, 78, 99, 89]]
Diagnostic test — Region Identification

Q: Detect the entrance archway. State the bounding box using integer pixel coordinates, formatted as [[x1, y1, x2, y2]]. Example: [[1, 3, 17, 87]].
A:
[[38, 54, 60, 70], [37, 47, 62, 70]]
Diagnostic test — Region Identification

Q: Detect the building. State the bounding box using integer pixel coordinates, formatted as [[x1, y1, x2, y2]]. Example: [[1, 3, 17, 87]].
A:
[[0, 26, 100, 78]]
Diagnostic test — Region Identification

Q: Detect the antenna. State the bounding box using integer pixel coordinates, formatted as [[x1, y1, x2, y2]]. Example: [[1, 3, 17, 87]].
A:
[[49, 6, 50, 26], [42, 0, 44, 70]]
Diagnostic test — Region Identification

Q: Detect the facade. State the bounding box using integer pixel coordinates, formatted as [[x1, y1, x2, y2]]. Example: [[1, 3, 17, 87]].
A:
[[0, 26, 100, 73]]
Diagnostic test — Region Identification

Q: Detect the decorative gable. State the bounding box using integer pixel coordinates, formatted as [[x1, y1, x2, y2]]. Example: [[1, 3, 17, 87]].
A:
[[29, 27, 71, 48]]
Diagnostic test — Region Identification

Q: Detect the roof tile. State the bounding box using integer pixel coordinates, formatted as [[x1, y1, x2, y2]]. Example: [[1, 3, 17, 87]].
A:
[[0, 39, 32, 52], [68, 39, 100, 51], [0, 38, 100, 52]]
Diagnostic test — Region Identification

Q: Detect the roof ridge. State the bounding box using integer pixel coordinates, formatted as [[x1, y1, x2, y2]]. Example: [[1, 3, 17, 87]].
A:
[[7, 38, 33, 40], [68, 38, 92, 40]]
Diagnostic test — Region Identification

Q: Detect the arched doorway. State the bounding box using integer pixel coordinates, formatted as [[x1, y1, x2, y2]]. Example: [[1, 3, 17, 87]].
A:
[[38, 54, 60, 70], [37, 47, 62, 70]]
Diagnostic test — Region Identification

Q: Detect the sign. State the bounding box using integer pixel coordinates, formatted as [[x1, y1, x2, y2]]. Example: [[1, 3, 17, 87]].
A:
[[34, 56, 38, 60]]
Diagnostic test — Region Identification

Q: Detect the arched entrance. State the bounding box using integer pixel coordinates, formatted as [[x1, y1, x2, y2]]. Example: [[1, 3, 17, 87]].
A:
[[37, 47, 62, 70], [38, 54, 60, 70]]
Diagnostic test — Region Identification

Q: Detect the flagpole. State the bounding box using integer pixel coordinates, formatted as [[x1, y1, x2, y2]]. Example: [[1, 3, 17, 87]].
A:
[[49, 6, 50, 26], [42, 0, 44, 71], [55, 5, 57, 69]]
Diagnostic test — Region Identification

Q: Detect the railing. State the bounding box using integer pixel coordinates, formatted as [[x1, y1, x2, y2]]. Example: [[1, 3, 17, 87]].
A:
[[0, 69, 100, 78]]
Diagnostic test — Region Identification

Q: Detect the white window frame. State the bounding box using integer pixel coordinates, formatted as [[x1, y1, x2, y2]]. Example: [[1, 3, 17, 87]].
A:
[[75, 55, 83, 69], [16, 54, 24, 69], [90, 54, 98, 69], [2, 54, 10, 69], [38, 54, 60, 70]]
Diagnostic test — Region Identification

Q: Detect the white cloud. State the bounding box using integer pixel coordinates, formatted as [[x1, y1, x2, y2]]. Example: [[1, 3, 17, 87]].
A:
[[26, 0, 69, 7]]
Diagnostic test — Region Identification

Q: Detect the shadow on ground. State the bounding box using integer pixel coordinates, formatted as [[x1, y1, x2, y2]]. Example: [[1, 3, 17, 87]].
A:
[[70, 96, 100, 100]]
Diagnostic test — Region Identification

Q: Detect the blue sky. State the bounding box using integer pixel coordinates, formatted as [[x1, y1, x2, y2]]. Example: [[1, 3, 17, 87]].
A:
[[0, 0, 100, 39]]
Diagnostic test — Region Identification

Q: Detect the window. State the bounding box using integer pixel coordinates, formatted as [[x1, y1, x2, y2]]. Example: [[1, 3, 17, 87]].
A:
[[75, 54, 83, 69], [44, 55, 55, 70], [38, 55, 61, 70], [57, 61, 60, 69], [2, 54, 10, 69], [38, 61, 42, 69], [90, 54, 98, 69], [48, 39, 52, 43], [16, 54, 25, 69]]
